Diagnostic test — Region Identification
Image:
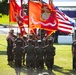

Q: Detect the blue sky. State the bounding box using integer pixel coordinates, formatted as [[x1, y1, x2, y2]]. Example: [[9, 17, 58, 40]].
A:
[[43, 0, 76, 2], [23, 0, 76, 3], [53, 0, 76, 2], [42, 0, 76, 6], [7, 0, 76, 3], [8, 0, 76, 6], [15, 0, 76, 3]]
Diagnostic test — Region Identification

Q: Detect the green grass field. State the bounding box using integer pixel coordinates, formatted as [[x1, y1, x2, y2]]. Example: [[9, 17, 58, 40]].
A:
[[0, 15, 9, 24], [0, 34, 74, 75]]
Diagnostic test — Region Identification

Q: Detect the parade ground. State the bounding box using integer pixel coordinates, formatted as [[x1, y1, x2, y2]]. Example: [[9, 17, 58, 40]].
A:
[[0, 0, 76, 74], [0, 34, 74, 75]]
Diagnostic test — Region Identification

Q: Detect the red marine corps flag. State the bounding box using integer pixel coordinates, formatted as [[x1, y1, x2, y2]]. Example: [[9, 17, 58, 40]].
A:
[[9, 0, 28, 24], [9, 0, 27, 36], [29, 1, 58, 36], [40, 4, 58, 31], [9, 0, 21, 22]]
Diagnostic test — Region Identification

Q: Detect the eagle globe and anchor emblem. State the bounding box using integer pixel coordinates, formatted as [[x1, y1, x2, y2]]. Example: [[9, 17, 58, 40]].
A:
[[31, 4, 57, 27], [40, 4, 57, 27], [40, 4, 52, 22]]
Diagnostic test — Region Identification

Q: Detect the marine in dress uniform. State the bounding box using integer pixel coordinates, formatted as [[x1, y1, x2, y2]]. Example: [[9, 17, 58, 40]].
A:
[[6, 29, 17, 65], [35, 40, 44, 74], [44, 39, 55, 74], [24, 39, 35, 75], [12, 38, 24, 75]]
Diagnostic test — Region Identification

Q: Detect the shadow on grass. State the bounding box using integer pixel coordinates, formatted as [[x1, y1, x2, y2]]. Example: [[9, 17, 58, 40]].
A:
[[0, 51, 7, 55], [10, 65, 37, 75], [9, 64, 74, 75], [18, 65, 74, 75], [53, 65, 74, 75], [10, 64, 56, 75], [8, 64, 74, 75]]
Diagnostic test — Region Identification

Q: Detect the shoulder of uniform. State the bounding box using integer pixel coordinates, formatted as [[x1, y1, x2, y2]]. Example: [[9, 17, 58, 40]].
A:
[[24, 45, 28, 48], [21, 47, 24, 49], [35, 46, 38, 49], [13, 46, 16, 48], [32, 45, 34, 47], [46, 44, 49, 47], [43, 45, 48, 48], [12, 46, 16, 50], [14, 38, 17, 41], [52, 46, 55, 50], [73, 40, 76, 44]]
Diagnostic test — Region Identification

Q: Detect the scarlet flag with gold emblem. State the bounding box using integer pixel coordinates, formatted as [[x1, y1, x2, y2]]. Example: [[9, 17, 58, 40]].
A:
[[29, 1, 58, 33]]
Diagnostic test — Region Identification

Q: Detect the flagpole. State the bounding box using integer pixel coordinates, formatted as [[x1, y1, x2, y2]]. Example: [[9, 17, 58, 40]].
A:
[[73, 22, 76, 41], [40, 0, 42, 41], [28, 0, 30, 39], [9, 0, 11, 31], [49, 0, 53, 4], [21, 0, 24, 37]]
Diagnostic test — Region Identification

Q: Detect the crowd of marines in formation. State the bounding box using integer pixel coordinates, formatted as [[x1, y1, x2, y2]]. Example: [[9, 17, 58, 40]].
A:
[[6, 29, 56, 75]]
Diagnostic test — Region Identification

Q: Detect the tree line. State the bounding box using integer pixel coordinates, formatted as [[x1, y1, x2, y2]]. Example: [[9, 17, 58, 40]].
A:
[[0, 0, 28, 15], [0, 0, 8, 15]]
